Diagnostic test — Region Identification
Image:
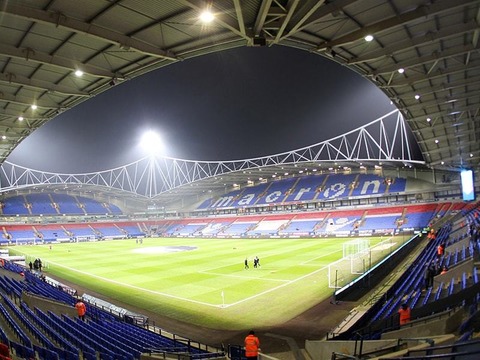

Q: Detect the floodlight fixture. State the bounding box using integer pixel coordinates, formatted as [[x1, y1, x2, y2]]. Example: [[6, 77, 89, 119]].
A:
[[199, 10, 214, 23], [364, 34, 374, 42], [141, 130, 164, 155]]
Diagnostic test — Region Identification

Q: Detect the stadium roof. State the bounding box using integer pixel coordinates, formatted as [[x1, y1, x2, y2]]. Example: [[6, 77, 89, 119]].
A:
[[0, 0, 478, 173]]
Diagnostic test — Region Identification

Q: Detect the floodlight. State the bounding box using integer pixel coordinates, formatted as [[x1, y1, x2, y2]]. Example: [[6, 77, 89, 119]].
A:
[[199, 10, 214, 23], [141, 131, 164, 155]]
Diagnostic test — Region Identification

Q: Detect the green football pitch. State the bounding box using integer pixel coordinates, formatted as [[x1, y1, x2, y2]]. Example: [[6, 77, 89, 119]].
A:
[[7, 236, 402, 330]]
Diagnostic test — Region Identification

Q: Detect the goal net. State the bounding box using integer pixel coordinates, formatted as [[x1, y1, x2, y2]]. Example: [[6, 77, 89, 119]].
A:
[[328, 237, 396, 288], [328, 239, 369, 288]]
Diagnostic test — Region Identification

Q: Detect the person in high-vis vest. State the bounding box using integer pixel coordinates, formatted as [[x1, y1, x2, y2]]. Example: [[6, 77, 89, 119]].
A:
[[398, 303, 411, 325], [75, 299, 87, 321], [244, 330, 260, 360]]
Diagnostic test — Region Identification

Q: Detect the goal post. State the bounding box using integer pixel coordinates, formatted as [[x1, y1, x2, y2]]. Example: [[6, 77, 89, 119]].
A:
[[328, 239, 370, 288], [327, 258, 348, 289], [328, 237, 397, 288]]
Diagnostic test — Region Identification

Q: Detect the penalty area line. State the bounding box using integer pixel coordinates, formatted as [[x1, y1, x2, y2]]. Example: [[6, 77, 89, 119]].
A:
[[299, 248, 343, 266], [198, 270, 290, 282]]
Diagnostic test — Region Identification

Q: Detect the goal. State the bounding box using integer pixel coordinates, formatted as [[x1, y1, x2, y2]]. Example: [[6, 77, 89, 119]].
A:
[[328, 237, 396, 288], [328, 239, 370, 288]]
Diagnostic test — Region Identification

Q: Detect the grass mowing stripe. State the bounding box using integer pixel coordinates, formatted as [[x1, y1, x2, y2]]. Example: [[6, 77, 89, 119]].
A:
[[224, 263, 330, 308], [6, 236, 396, 329], [38, 258, 219, 308]]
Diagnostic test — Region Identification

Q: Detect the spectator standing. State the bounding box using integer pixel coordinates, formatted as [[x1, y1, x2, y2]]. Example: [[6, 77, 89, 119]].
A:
[[437, 243, 445, 258], [75, 299, 87, 321], [244, 330, 260, 360], [469, 224, 475, 239], [398, 303, 411, 325], [424, 264, 433, 289]]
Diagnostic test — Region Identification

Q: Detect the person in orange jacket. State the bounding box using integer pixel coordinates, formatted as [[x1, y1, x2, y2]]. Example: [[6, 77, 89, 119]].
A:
[[244, 330, 260, 360], [75, 299, 87, 321], [398, 303, 411, 325]]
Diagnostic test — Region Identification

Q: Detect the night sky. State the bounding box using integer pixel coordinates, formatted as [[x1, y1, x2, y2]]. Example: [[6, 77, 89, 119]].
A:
[[8, 46, 396, 173]]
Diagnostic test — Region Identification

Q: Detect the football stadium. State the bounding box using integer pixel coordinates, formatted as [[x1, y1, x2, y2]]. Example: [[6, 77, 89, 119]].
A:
[[0, 1, 479, 360]]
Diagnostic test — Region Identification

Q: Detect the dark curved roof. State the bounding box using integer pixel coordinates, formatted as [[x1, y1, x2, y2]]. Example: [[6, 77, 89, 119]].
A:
[[0, 0, 478, 171]]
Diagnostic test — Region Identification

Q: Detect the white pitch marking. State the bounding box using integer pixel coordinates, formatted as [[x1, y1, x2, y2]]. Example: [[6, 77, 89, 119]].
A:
[[38, 260, 219, 308], [299, 248, 343, 265], [13, 246, 334, 309], [220, 264, 330, 308], [199, 270, 290, 282]]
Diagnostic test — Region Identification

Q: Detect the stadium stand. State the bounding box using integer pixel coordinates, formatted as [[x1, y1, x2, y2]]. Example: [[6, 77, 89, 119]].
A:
[[200, 174, 409, 211], [229, 182, 270, 208], [277, 218, 322, 236], [254, 177, 298, 205], [284, 174, 327, 203], [1, 196, 30, 216], [75, 196, 107, 215], [304, 203, 480, 359], [89, 224, 124, 239], [25, 194, 58, 216], [0, 202, 444, 247], [1, 193, 123, 217], [50, 194, 83, 215], [0, 263, 225, 360], [3, 226, 37, 244], [195, 220, 234, 236], [35, 225, 69, 243], [62, 224, 95, 240]]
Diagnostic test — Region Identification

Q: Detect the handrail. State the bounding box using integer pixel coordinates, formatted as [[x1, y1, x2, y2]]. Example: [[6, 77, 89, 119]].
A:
[[330, 352, 358, 360], [398, 337, 435, 347]]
